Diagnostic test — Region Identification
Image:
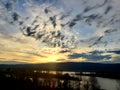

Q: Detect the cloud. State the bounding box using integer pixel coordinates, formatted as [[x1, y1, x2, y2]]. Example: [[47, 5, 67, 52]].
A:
[[89, 50, 104, 55], [110, 56, 120, 63], [108, 50, 120, 54], [56, 59, 66, 62], [0, 0, 120, 63], [0, 32, 70, 63], [0, 33, 50, 63], [59, 49, 71, 53], [1, 0, 120, 49], [68, 50, 112, 61], [0, 60, 28, 64]]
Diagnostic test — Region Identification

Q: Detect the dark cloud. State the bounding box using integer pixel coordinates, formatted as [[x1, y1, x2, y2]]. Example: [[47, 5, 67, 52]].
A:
[[104, 6, 112, 14], [89, 50, 104, 55], [83, 0, 108, 13], [22, 26, 36, 36], [49, 16, 57, 28], [4, 2, 13, 11], [61, 13, 100, 28], [59, 12, 70, 20], [21, 20, 76, 48], [85, 14, 99, 20], [64, 13, 101, 29], [68, 53, 83, 59], [44, 8, 51, 14], [87, 28, 118, 47], [73, 14, 82, 21], [108, 50, 120, 54], [68, 50, 111, 61], [12, 12, 20, 21], [104, 29, 118, 34], [89, 36, 103, 47], [69, 22, 76, 28], [59, 50, 71, 53], [1, 0, 17, 11], [19, 21, 23, 25]]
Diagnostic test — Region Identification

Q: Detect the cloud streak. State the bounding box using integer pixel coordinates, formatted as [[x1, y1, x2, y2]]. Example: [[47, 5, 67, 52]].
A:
[[68, 50, 112, 61]]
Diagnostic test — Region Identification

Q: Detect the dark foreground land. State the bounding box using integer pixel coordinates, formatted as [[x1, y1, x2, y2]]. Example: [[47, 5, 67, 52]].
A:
[[0, 62, 120, 90]]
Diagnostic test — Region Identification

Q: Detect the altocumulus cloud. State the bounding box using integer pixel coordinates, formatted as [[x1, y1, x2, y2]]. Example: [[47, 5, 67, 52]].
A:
[[0, 0, 120, 63]]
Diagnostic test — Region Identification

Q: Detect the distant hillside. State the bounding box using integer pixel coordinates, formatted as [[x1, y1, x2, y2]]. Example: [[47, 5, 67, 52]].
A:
[[0, 62, 120, 72]]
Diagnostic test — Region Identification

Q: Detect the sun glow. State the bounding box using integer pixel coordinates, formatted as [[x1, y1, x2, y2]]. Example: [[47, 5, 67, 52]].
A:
[[47, 55, 59, 62]]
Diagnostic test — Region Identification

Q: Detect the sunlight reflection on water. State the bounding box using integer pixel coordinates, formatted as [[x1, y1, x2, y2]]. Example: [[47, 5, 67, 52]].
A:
[[37, 70, 120, 90]]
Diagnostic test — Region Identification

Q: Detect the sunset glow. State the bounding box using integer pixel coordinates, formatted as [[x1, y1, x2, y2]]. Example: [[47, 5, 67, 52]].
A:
[[0, 0, 120, 64]]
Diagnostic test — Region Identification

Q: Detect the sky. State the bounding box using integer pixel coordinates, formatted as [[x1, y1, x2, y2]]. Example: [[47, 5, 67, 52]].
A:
[[0, 0, 120, 64]]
